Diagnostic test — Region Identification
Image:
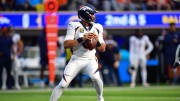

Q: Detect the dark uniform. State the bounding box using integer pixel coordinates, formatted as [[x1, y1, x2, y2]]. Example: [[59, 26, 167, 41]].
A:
[[164, 30, 180, 81], [38, 32, 48, 67], [99, 43, 122, 86], [0, 30, 13, 89]]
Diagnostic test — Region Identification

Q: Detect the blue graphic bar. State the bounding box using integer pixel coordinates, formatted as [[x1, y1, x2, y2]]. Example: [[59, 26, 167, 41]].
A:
[[0, 12, 180, 29]]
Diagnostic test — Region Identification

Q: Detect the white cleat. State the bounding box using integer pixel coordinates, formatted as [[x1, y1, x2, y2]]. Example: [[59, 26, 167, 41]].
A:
[[15, 85, 21, 90], [1, 86, 6, 90], [143, 83, 150, 87], [130, 83, 136, 88], [98, 97, 104, 101], [40, 81, 45, 88]]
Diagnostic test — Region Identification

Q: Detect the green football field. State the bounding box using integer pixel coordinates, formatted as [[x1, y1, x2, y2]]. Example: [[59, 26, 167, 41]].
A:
[[0, 86, 180, 101]]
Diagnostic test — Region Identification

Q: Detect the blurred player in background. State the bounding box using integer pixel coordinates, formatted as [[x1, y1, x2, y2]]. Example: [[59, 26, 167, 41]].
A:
[[2, 26, 23, 90], [173, 44, 180, 84], [129, 29, 153, 88], [155, 29, 166, 82], [99, 31, 122, 86], [0, 25, 14, 90], [10, 26, 23, 89], [50, 4, 106, 101], [164, 22, 180, 84], [38, 28, 48, 88]]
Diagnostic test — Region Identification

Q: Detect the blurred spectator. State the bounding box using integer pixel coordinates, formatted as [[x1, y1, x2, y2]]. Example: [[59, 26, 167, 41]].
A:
[[164, 22, 180, 84], [15, 0, 36, 11], [68, 0, 87, 11], [116, 0, 136, 11], [2, 26, 23, 90], [57, 0, 68, 10], [16, 0, 26, 6], [38, 28, 48, 88], [0, 0, 8, 11], [99, 31, 122, 86], [155, 0, 171, 10], [0, 25, 14, 90], [129, 29, 153, 88], [173, 0, 180, 10], [155, 29, 166, 82], [87, 0, 99, 7], [102, 0, 119, 11], [0, 0, 179, 11], [21, 1, 36, 11], [10, 26, 23, 89], [145, 0, 157, 10], [133, 0, 147, 10], [0, 0, 16, 11]]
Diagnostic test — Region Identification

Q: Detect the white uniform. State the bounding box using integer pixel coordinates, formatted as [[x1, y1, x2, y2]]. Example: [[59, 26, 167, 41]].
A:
[[50, 21, 105, 101], [175, 44, 180, 63], [129, 35, 153, 86], [12, 34, 22, 89]]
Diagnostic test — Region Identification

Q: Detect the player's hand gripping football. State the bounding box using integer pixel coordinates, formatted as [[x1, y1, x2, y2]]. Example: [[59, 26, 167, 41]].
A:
[[83, 33, 93, 40], [93, 33, 99, 41], [83, 32, 98, 40]]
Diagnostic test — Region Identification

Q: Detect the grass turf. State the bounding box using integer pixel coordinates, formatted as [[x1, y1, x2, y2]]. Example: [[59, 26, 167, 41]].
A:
[[0, 86, 180, 101]]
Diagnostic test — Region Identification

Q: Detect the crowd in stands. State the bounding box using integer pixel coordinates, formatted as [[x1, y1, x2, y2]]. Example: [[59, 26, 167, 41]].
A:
[[0, 0, 180, 11]]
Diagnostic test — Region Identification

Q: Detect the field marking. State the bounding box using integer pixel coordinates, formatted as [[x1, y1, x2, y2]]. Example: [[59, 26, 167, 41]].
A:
[[62, 95, 180, 100]]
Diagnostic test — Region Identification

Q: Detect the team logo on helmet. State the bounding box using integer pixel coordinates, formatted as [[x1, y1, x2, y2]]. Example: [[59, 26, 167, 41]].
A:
[[78, 4, 97, 23]]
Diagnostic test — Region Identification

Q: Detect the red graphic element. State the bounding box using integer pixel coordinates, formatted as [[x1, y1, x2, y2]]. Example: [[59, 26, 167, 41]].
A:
[[44, 0, 59, 13], [45, 1, 59, 83]]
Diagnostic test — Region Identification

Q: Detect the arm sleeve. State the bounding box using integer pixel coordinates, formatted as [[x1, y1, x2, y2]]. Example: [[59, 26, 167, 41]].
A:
[[64, 22, 75, 41], [145, 36, 154, 55], [98, 24, 105, 44]]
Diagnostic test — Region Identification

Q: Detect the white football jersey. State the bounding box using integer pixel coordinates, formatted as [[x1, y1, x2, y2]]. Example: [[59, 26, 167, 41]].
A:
[[12, 33, 21, 53], [129, 35, 153, 57], [64, 21, 105, 59]]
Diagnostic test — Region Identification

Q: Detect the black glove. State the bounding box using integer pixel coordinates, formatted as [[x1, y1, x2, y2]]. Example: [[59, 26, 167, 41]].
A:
[[127, 66, 135, 75]]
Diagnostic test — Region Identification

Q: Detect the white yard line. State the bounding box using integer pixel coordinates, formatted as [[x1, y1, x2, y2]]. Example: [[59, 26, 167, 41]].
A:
[[62, 95, 180, 100]]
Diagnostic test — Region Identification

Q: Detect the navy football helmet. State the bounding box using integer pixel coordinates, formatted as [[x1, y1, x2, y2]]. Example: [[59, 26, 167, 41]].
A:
[[78, 4, 97, 23]]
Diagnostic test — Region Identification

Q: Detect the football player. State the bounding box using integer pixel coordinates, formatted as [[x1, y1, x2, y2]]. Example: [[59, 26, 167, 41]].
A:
[[174, 44, 180, 68], [129, 29, 154, 88], [172, 44, 180, 84], [50, 4, 106, 101]]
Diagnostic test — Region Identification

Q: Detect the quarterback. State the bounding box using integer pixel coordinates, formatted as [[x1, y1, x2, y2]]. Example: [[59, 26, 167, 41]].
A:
[[50, 4, 106, 101]]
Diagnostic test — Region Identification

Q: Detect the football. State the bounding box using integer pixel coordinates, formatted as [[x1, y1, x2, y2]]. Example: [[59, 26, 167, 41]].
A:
[[82, 38, 97, 50]]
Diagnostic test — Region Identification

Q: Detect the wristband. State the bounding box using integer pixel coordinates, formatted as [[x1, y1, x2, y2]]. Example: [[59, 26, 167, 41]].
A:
[[77, 37, 83, 43], [96, 41, 101, 47]]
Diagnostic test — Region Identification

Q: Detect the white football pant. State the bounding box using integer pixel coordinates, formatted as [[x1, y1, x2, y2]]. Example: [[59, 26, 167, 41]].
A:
[[50, 56, 104, 101]]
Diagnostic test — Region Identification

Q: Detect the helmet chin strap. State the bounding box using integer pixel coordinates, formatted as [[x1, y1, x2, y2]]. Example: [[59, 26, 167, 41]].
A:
[[82, 20, 94, 26]]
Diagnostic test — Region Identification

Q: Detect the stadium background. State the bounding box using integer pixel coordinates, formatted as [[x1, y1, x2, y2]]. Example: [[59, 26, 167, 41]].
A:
[[0, 0, 180, 101]]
